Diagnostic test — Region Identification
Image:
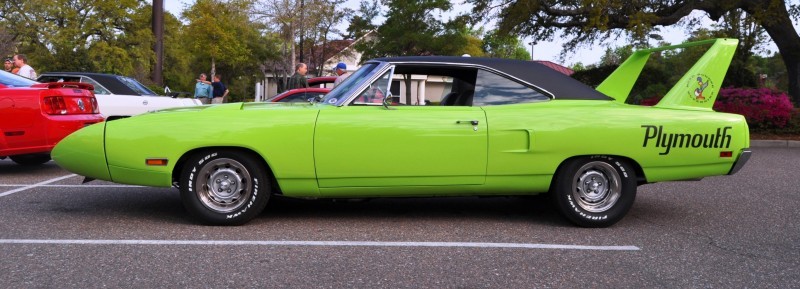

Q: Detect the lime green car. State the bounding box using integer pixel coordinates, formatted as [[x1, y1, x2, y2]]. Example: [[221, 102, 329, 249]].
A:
[[53, 39, 750, 227]]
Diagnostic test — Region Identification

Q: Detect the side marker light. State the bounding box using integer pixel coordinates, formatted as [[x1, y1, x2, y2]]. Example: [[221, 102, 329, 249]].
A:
[[146, 158, 169, 166]]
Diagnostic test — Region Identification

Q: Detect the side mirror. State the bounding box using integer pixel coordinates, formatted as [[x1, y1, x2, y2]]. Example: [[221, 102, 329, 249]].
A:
[[382, 92, 395, 110]]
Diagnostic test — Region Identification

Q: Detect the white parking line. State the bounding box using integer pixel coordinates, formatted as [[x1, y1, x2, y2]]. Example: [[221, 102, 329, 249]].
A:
[[0, 174, 77, 197], [0, 239, 639, 251], [0, 184, 142, 188]]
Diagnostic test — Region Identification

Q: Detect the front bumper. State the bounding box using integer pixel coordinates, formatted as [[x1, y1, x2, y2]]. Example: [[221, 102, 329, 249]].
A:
[[51, 122, 111, 181]]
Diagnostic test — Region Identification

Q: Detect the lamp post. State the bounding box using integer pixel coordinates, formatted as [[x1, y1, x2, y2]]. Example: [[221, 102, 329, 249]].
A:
[[529, 40, 536, 61]]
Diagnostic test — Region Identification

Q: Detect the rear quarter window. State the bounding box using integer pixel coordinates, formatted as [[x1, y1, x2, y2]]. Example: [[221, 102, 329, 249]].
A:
[[473, 69, 549, 106]]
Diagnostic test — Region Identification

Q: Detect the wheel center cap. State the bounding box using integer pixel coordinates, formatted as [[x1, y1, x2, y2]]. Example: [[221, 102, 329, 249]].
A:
[[209, 168, 241, 200], [580, 172, 608, 202]]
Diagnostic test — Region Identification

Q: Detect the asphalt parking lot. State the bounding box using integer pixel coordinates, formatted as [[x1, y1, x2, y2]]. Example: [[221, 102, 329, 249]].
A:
[[1, 147, 798, 288]]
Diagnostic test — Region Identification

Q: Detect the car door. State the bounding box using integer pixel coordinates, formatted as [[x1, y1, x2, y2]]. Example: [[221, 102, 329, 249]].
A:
[[314, 67, 488, 188]]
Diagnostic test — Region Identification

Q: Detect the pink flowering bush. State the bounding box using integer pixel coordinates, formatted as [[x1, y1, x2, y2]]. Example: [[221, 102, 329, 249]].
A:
[[713, 88, 795, 129]]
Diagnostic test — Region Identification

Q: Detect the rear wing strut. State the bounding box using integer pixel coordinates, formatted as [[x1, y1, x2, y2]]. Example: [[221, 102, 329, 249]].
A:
[[596, 38, 738, 111]]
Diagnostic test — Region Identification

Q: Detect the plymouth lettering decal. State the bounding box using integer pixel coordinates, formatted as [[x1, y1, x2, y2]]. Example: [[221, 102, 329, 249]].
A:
[[642, 125, 732, 155]]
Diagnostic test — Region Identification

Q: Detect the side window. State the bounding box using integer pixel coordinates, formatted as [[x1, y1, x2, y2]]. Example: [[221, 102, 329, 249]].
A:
[[116, 76, 158, 96], [37, 76, 62, 83], [388, 66, 477, 106], [473, 69, 549, 106], [80, 77, 111, 95], [350, 69, 392, 105]]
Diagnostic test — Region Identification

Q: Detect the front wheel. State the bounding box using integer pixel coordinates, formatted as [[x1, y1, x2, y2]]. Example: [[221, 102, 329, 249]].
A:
[[553, 156, 637, 228], [179, 150, 270, 225]]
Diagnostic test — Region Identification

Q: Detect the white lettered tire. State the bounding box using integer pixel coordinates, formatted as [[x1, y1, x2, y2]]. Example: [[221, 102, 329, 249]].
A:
[[553, 156, 637, 228], [180, 150, 270, 225]]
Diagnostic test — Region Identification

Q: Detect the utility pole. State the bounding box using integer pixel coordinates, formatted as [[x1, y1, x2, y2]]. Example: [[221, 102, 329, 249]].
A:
[[152, 0, 164, 86], [299, 0, 305, 63]]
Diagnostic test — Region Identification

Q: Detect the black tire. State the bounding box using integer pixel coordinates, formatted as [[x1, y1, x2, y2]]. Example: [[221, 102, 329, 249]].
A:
[[553, 156, 636, 228], [179, 150, 270, 225], [10, 154, 51, 165]]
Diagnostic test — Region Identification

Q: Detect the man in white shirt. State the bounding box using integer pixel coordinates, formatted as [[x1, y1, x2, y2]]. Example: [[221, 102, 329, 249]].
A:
[[13, 54, 36, 79], [333, 62, 349, 87]]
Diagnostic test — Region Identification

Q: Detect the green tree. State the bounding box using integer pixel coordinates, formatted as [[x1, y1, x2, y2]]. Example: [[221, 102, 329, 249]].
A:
[[182, 0, 256, 79], [182, 0, 276, 101], [300, 0, 353, 75], [0, 0, 147, 73], [345, 0, 381, 39], [355, 0, 485, 103], [357, 0, 468, 59], [161, 9, 195, 93], [470, 0, 800, 104], [437, 19, 485, 57], [482, 30, 531, 60]]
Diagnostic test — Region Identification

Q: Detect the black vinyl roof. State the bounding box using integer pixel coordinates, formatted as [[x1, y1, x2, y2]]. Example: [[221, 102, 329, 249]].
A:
[[373, 56, 612, 101], [38, 72, 154, 96]]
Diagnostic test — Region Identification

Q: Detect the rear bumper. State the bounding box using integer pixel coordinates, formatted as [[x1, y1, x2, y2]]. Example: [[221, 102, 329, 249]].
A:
[[728, 149, 751, 175], [45, 114, 105, 146], [1, 114, 103, 157]]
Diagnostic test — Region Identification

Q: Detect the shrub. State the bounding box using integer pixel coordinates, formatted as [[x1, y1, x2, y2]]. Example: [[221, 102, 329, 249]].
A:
[[713, 88, 794, 129]]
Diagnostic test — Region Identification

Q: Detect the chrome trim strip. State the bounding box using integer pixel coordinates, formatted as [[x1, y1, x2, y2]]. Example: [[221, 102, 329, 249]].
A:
[[728, 149, 751, 175]]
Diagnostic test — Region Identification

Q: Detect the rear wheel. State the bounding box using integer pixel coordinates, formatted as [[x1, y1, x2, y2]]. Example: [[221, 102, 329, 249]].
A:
[[553, 156, 636, 228], [10, 154, 51, 165], [179, 150, 270, 225]]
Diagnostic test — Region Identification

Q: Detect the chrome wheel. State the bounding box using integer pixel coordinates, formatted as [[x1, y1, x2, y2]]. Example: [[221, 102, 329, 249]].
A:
[[195, 158, 252, 213], [571, 161, 621, 213]]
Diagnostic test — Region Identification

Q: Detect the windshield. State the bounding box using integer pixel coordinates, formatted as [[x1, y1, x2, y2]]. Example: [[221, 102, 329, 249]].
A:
[[320, 63, 378, 105], [116, 75, 158, 96], [0, 70, 38, 87]]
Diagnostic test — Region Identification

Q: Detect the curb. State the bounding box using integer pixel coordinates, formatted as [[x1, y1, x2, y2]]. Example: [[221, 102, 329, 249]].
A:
[[751, 140, 800, 148]]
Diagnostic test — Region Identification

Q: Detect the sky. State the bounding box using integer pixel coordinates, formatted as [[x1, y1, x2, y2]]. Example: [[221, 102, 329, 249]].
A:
[[158, 0, 797, 67]]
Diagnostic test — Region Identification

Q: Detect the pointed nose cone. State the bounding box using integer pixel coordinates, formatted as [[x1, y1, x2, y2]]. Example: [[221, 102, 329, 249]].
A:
[[52, 122, 111, 181]]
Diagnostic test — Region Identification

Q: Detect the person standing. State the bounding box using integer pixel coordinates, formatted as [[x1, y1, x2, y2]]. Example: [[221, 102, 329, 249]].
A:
[[333, 62, 349, 87], [13, 54, 36, 79], [194, 73, 213, 104], [286, 63, 308, 90], [211, 74, 229, 104], [3, 58, 13, 73]]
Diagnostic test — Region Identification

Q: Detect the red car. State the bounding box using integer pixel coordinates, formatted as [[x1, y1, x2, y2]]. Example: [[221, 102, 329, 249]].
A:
[[308, 76, 336, 88], [269, 87, 331, 103], [0, 71, 104, 165], [269, 77, 337, 102]]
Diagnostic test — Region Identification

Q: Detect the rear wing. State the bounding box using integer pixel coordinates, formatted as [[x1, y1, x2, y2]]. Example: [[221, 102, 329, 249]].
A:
[[31, 82, 95, 91], [596, 38, 738, 111]]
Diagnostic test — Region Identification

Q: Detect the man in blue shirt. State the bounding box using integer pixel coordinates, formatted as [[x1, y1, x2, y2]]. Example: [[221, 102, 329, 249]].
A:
[[194, 73, 212, 104], [211, 74, 229, 104]]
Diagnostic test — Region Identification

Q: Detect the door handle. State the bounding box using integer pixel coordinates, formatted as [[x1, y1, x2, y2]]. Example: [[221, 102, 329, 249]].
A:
[[456, 120, 480, 131]]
